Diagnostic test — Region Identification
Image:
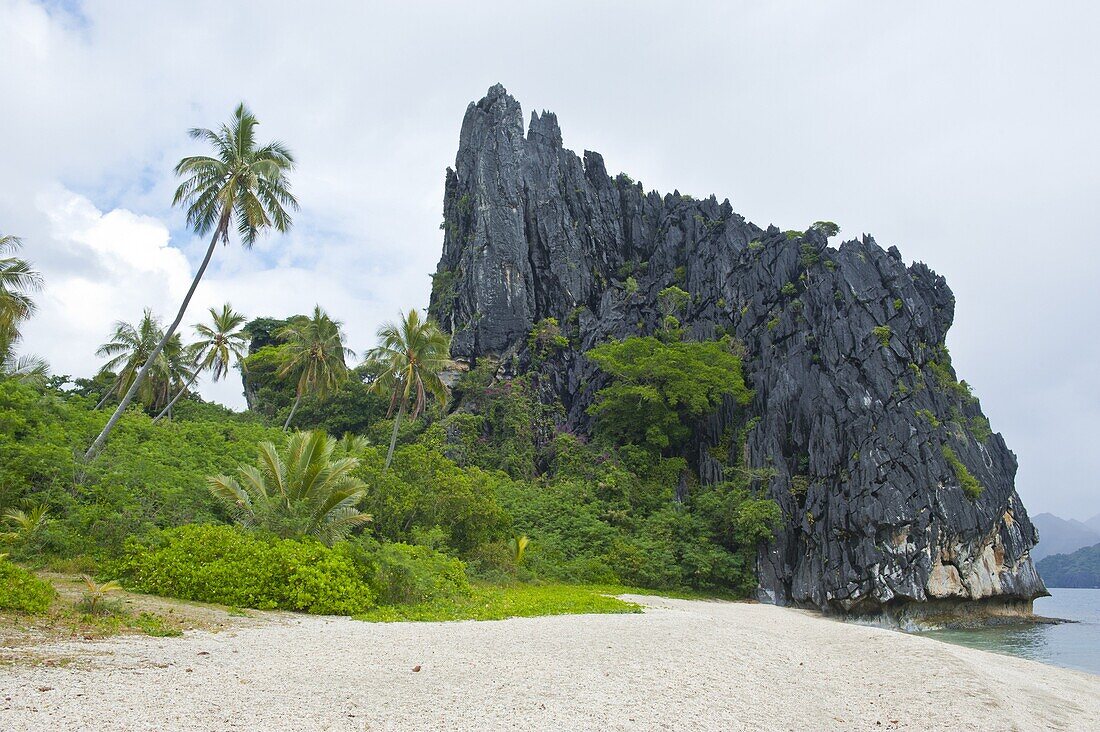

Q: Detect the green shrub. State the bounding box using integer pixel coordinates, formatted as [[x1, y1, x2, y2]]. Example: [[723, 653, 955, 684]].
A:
[[969, 415, 992, 442], [116, 524, 377, 615], [800, 242, 821, 268], [357, 540, 470, 605], [872, 325, 892, 347], [942, 447, 983, 500], [927, 347, 976, 403], [916, 409, 941, 428], [0, 559, 55, 613], [781, 282, 797, 297], [527, 318, 569, 363], [810, 221, 840, 238]]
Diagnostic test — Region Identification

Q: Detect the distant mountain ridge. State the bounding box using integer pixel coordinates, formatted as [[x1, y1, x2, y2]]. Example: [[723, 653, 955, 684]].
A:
[[1032, 512, 1100, 561]]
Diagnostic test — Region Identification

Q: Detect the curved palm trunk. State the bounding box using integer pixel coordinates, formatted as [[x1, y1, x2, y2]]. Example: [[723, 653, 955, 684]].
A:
[[383, 400, 406, 471], [152, 370, 202, 423], [283, 393, 302, 431], [93, 377, 121, 410], [85, 222, 224, 460]]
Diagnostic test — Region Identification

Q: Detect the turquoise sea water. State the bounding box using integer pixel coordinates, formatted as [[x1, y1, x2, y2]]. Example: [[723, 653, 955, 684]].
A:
[[922, 588, 1100, 676]]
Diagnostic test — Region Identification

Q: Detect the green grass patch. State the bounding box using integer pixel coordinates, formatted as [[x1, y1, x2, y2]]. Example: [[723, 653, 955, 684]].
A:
[[355, 583, 643, 622], [942, 446, 983, 500]]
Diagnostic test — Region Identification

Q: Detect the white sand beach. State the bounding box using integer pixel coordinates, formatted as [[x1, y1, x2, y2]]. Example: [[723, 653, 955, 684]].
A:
[[2, 595, 1097, 732]]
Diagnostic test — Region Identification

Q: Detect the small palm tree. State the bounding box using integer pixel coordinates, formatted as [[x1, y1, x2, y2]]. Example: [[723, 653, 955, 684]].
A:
[[510, 535, 530, 564], [95, 310, 188, 413], [208, 430, 372, 545], [1, 503, 49, 546], [86, 103, 296, 459], [277, 306, 353, 430], [78, 576, 122, 615], [367, 310, 451, 470], [0, 235, 43, 358], [153, 303, 248, 423]]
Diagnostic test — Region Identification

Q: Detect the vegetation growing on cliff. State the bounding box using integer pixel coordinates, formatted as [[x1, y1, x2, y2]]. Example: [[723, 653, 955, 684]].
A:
[[586, 337, 752, 452]]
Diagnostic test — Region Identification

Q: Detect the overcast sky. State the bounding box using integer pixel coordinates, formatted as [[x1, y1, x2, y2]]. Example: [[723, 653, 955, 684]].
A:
[[2, 1, 1097, 518]]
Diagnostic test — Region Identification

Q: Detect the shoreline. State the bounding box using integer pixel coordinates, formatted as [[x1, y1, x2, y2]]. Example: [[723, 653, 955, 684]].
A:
[[2, 594, 1097, 731]]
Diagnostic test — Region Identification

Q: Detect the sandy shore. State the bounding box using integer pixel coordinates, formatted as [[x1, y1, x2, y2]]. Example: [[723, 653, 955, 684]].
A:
[[1, 595, 1097, 731]]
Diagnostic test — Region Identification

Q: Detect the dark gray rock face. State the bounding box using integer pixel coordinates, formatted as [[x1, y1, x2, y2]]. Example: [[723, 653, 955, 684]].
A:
[[430, 84, 1046, 614]]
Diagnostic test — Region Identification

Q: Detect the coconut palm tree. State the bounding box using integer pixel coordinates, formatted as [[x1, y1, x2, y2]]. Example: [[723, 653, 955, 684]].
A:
[[0, 234, 44, 359], [156, 332, 195, 417], [366, 310, 451, 470], [277, 306, 353, 430], [1, 353, 49, 387], [95, 310, 191, 414], [153, 303, 248, 423], [85, 103, 296, 459], [207, 430, 372, 546]]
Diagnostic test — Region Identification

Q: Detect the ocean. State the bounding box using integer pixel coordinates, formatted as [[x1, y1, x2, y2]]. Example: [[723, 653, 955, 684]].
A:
[[921, 588, 1100, 676]]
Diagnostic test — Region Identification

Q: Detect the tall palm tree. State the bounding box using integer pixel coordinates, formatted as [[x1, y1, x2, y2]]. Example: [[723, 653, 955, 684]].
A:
[[0, 235, 44, 359], [153, 303, 248, 423], [208, 430, 372, 546], [277, 306, 353, 430], [85, 103, 296, 459], [366, 309, 451, 470]]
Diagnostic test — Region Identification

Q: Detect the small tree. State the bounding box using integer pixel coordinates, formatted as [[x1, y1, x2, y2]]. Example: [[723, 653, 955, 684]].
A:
[[153, 303, 249, 422], [367, 310, 451, 470], [207, 430, 372, 545], [277, 306, 354, 430], [587, 337, 752, 453]]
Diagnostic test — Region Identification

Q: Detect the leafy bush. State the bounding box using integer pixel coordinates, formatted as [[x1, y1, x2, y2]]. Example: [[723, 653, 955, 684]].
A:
[[916, 409, 941, 428], [116, 524, 377, 615], [527, 318, 568, 363], [872, 325, 892, 347], [0, 559, 55, 613], [350, 539, 470, 605], [0, 379, 282, 559], [357, 442, 506, 553]]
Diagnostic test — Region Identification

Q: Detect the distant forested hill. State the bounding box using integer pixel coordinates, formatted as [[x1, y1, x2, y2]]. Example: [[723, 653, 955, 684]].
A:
[[1037, 543, 1100, 588]]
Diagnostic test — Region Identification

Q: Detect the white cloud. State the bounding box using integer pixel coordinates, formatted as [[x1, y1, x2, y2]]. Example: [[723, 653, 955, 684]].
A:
[[21, 187, 190, 381]]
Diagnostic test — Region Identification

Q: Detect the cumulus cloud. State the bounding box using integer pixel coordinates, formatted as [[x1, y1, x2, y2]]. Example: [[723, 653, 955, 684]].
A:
[[20, 187, 190, 378]]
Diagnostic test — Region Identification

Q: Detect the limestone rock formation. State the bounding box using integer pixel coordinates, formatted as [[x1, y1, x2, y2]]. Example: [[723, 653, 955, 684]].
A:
[[429, 84, 1046, 615]]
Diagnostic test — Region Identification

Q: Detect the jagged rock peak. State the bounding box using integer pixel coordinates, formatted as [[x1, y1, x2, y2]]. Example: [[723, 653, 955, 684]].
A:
[[430, 85, 1046, 617]]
